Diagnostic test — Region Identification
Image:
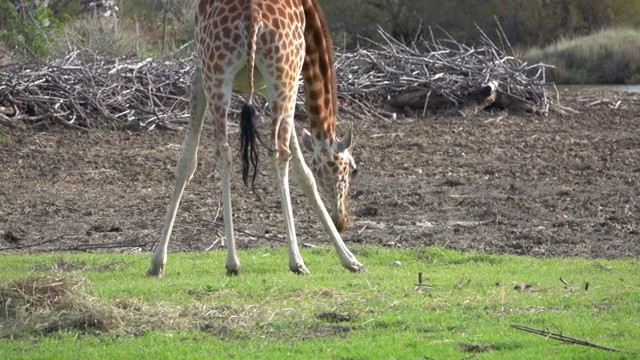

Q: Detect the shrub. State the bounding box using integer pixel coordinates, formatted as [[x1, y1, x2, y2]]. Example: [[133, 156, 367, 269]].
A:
[[525, 27, 640, 84], [0, 0, 196, 60], [0, 0, 65, 58]]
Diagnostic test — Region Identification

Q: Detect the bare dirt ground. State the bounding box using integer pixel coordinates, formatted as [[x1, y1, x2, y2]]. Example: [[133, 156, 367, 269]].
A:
[[1, 91, 638, 262]]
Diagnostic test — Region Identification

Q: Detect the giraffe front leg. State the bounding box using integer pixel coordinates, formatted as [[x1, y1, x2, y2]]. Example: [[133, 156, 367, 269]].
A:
[[270, 150, 310, 275], [289, 128, 365, 273], [147, 152, 194, 277], [147, 117, 202, 276], [148, 63, 207, 277]]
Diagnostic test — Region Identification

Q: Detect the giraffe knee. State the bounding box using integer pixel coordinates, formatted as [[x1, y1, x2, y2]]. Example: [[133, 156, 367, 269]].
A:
[[175, 152, 197, 183], [217, 143, 233, 171], [269, 148, 291, 161]]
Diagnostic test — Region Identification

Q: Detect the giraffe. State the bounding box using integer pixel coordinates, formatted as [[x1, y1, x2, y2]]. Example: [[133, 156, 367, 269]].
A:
[[147, 0, 365, 276]]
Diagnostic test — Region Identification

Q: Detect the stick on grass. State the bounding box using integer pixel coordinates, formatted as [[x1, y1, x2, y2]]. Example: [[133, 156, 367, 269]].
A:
[[510, 324, 624, 353]]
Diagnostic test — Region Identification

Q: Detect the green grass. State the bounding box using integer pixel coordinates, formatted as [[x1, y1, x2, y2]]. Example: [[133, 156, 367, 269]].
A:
[[1, 246, 638, 359], [525, 27, 640, 84]]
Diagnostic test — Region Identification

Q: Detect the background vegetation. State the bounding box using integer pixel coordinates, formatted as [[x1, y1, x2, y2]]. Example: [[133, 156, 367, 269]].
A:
[[322, 0, 640, 48], [526, 27, 640, 84], [1, 0, 640, 82]]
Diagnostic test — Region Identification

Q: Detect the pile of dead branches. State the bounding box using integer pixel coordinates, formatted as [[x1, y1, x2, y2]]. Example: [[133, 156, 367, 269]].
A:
[[334, 26, 559, 119], [0, 52, 195, 131], [0, 27, 562, 131]]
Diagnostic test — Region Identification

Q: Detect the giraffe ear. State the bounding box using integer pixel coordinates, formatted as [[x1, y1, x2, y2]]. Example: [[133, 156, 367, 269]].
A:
[[337, 125, 353, 152], [302, 129, 314, 152]]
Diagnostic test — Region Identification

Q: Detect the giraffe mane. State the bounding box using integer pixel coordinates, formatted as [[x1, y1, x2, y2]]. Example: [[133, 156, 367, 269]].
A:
[[302, 0, 338, 141]]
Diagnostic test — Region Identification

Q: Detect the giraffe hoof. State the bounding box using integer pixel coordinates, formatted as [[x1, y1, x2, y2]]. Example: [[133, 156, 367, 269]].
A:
[[345, 262, 367, 273], [226, 257, 240, 276], [146, 264, 165, 278], [226, 269, 240, 276], [290, 264, 310, 275], [226, 264, 240, 276]]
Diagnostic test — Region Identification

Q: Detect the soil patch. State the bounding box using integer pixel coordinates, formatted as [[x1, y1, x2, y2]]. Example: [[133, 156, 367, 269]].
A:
[[1, 91, 638, 261]]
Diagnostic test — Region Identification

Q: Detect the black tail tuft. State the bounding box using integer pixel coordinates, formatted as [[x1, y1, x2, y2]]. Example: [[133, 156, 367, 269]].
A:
[[240, 103, 259, 191]]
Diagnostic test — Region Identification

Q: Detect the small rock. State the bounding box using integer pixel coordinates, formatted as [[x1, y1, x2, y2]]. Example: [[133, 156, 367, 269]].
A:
[[514, 282, 532, 291]]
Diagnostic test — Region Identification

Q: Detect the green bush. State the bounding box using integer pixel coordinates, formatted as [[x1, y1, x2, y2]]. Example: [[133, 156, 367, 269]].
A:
[[0, 0, 64, 58], [0, 0, 196, 60], [525, 27, 640, 84]]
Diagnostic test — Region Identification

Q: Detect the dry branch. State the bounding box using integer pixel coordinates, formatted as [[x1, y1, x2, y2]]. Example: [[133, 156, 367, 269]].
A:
[[0, 27, 564, 131], [510, 324, 624, 353], [0, 53, 195, 130], [333, 26, 558, 118]]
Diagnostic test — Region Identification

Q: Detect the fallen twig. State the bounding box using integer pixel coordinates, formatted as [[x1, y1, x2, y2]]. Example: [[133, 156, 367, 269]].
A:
[[0, 237, 61, 252], [56, 239, 156, 252], [200, 219, 286, 244], [0, 236, 154, 252], [510, 324, 624, 353]]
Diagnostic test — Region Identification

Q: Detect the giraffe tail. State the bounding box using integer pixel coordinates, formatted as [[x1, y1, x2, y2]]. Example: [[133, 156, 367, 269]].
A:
[[239, 10, 262, 191], [240, 103, 259, 190]]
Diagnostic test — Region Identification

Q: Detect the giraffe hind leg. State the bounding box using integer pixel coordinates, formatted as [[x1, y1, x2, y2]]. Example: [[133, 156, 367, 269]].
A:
[[218, 139, 240, 275], [206, 79, 240, 276]]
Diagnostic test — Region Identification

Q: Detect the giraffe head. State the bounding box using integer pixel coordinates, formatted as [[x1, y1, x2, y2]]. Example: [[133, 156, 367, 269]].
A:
[[302, 127, 356, 233]]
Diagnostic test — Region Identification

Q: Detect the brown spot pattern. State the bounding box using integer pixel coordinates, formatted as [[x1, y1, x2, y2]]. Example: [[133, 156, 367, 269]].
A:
[[194, 0, 353, 228]]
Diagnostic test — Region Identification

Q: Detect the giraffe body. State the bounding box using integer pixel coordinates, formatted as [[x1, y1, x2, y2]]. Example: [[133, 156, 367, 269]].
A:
[[147, 0, 364, 276]]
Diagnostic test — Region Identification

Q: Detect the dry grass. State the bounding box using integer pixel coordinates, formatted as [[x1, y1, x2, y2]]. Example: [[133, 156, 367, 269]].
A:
[[0, 274, 264, 338]]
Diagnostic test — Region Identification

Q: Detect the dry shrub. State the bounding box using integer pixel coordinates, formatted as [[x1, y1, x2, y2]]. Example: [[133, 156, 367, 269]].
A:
[[0, 274, 263, 338], [1, 274, 86, 318], [0, 274, 122, 336]]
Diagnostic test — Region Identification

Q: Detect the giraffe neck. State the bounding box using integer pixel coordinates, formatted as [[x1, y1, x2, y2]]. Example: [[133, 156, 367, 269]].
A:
[[301, 0, 337, 143]]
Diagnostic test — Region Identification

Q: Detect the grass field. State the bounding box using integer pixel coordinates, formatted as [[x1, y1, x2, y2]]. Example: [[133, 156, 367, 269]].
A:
[[1, 246, 638, 359]]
